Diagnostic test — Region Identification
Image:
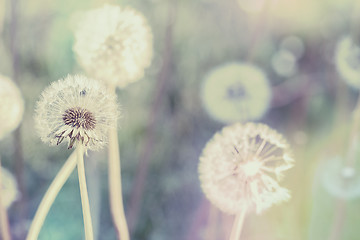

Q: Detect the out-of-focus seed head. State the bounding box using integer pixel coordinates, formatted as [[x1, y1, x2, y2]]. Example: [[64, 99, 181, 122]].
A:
[[335, 36, 360, 89], [0, 74, 24, 140], [73, 4, 153, 88], [201, 63, 271, 123], [1, 167, 19, 209]]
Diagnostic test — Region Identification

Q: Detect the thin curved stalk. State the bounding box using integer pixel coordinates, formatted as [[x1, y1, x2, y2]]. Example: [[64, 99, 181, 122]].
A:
[[108, 98, 129, 240], [77, 145, 94, 240], [26, 151, 77, 240], [229, 209, 247, 240], [0, 158, 12, 240]]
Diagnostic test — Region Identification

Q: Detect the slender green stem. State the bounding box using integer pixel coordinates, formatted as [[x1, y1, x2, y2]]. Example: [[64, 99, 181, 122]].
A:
[[107, 85, 129, 240], [26, 151, 77, 240], [0, 159, 11, 240], [229, 209, 247, 240], [77, 145, 94, 240]]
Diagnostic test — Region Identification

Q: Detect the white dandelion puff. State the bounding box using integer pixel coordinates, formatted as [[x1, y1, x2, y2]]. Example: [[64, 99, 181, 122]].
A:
[[0, 74, 24, 140], [198, 122, 294, 215], [335, 35, 360, 89], [1, 167, 19, 209], [73, 4, 153, 88], [34, 75, 119, 151], [201, 63, 271, 123]]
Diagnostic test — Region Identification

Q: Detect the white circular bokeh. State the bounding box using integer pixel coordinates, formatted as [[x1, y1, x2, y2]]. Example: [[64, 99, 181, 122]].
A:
[[201, 63, 271, 123]]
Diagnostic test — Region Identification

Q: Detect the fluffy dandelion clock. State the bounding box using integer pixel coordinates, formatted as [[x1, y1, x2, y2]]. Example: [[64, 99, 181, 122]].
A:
[[201, 63, 271, 123], [1, 167, 19, 209], [199, 122, 294, 215], [0, 74, 24, 140], [335, 36, 360, 89], [73, 4, 153, 88], [34, 75, 119, 151]]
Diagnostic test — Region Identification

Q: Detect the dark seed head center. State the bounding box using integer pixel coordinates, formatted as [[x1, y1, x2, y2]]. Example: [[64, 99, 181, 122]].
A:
[[62, 107, 96, 130]]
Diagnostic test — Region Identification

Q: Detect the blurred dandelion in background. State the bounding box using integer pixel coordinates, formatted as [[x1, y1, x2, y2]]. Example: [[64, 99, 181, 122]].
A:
[[73, 4, 153, 88], [271, 49, 297, 77], [335, 35, 360, 88], [199, 122, 294, 215], [1, 167, 19, 209], [280, 36, 305, 60], [201, 63, 271, 123], [34, 75, 119, 151], [0, 74, 24, 140], [321, 157, 360, 199]]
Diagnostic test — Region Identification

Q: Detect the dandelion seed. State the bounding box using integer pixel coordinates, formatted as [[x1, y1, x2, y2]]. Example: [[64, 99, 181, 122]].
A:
[[34, 75, 119, 151], [73, 4, 153, 88], [0, 74, 24, 140], [201, 63, 271, 123], [1, 167, 19, 209], [198, 122, 294, 214], [335, 36, 360, 89]]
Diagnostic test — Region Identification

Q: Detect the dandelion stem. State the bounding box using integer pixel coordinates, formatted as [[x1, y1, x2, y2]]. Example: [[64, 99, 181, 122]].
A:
[[328, 199, 346, 240], [229, 208, 247, 240], [345, 92, 360, 167], [26, 151, 77, 240], [107, 85, 129, 240], [206, 205, 218, 240], [77, 145, 94, 240], [0, 158, 12, 240]]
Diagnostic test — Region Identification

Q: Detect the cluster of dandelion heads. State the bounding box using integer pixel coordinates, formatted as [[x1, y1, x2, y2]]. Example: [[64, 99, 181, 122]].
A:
[[73, 4, 153, 88], [0, 74, 24, 140], [201, 63, 271, 123], [34, 75, 120, 151], [335, 36, 360, 88], [199, 122, 294, 214], [1, 167, 19, 209]]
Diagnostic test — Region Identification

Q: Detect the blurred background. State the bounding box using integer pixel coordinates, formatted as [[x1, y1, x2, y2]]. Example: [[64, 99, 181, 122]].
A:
[[1, 0, 360, 239]]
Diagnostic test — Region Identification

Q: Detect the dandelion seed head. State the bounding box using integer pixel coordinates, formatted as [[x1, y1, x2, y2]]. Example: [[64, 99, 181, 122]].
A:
[[0, 74, 24, 140], [335, 36, 360, 89], [321, 157, 360, 199], [34, 75, 119, 151], [1, 167, 19, 209], [73, 4, 153, 88], [198, 122, 294, 214], [201, 63, 271, 123]]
